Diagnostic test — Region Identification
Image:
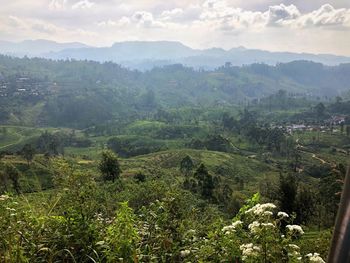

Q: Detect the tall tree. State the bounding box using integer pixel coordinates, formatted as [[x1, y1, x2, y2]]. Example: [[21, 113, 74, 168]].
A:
[[180, 155, 194, 176], [315, 102, 326, 119], [21, 144, 35, 166], [277, 173, 298, 215], [5, 163, 21, 194], [99, 150, 122, 182], [194, 163, 215, 199]]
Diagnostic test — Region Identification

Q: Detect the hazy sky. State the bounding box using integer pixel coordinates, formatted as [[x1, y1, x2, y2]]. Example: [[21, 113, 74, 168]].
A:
[[1, 0, 350, 55]]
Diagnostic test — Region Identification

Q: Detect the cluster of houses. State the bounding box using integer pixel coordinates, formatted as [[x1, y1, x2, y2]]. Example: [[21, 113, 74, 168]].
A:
[[0, 74, 57, 98], [274, 115, 347, 135]]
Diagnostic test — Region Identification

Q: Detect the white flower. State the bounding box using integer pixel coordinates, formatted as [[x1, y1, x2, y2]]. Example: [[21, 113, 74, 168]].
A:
[[286, 225, 304, 235], [287, 244, 301, 259], [232, 220, 243, 228], [245, 203, 276, 216], [222, 220, 242, 234], [307, 253, 325, 263], [0, 195, 10, 201], [277, 211, 289, 218], [263, 211, 273, 216], [240, 243, 261, 261], [248, 221, 260, 233], [288, 244, 300, 250], [288, 250, 301, 258], [180, 250, 191, 257]]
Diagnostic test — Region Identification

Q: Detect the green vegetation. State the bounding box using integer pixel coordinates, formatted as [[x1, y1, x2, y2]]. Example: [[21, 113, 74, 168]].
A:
[[1, 56, 349, 262]]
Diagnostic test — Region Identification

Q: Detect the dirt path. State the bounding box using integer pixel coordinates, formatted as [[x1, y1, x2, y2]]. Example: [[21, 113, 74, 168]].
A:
[[311, 153, 327, 164], [296, 139, 331, 166]]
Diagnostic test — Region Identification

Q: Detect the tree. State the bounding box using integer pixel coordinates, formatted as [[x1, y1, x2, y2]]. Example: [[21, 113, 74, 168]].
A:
[[99, 150, 121, 182], [340, 122, 344, 134], [295, 186, 316, 225], [134, 172, 146, 183], [318, 165, 345, 226], [277, 173, 298, 215], [346, 126, 350, 137], [292, 150, 301, 172], [315, 102, 326, 119], [21, 144, 35, 166], [5, 163, 21, 194], [0, 151, 5, 161], [194, 163, 215, 199], [180, 155, 194, 176]]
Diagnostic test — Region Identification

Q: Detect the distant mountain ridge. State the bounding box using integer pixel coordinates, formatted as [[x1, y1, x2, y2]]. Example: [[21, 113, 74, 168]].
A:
[[0, 39, 90, 56], [0, 39, 350, 70]]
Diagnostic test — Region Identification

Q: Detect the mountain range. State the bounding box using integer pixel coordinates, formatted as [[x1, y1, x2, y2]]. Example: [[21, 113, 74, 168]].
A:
[[1, 39, 350, 70]]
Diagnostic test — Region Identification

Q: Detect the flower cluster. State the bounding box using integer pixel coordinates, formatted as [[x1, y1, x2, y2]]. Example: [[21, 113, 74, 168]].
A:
[[277, 211, 289, 219], [180, 249, 191, 257], [245, 203, 276, 216], [248, 221, 260, 233], [248, 221, 275, 234], [240, 243, 261, 261], [0, 195, 10, 201], [287, 244, 302, 260], [222, 220, 242, 234], [306, 253, 326, 263], [286, 224, 304, 235]]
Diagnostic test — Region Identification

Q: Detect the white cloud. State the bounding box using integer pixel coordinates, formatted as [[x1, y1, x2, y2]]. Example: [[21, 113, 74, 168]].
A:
[[131, 11, 165, 28], [160, 8, 183, 20], [49, 0, 68, 10], [298, 4, 350, 27], [72, 0, 95, 10], [0, 14, 97, 42], [97, 17, 130, 27], [266, 4, 301, 26], [197, 2, 350, 30]]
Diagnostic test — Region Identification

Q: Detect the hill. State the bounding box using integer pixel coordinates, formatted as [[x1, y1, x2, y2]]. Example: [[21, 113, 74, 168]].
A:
[[0, 55, 350, 128], [0, 39, 90, 57]]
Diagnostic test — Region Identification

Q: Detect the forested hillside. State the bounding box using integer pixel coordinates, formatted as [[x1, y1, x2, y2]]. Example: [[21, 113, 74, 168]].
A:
[[0, 55, 349, 128]]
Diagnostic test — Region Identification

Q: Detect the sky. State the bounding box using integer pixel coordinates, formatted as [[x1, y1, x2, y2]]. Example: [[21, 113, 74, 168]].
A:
[[0, 0, 350, 55]]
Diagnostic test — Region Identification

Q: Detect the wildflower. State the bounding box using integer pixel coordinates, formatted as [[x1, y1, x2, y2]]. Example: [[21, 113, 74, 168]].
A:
[[286, 225, 304, 235], [288, 244, 300, 250], [240, 243, 261, 261], [277, 211, 289, 218], [288, 250, 301, 258], [0, 195, 10, 201], [245, 203, 276, 216], [263, 211, 273, 216], [222, 220, 242, 234], [306, 253, 325, 263], [180, 250, 191, 257], [248, 221, 260, 233]]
